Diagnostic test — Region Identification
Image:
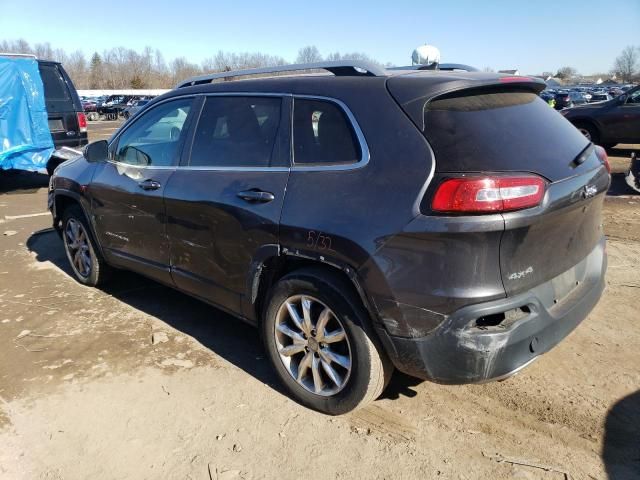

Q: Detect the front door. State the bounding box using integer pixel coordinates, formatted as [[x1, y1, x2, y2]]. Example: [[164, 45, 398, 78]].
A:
[[164, 95, 290, 315], [90, 97, 195, 283]]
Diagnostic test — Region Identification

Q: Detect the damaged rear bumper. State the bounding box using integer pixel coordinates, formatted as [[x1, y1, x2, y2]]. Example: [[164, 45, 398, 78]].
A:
[[376, 238, 607, 383]]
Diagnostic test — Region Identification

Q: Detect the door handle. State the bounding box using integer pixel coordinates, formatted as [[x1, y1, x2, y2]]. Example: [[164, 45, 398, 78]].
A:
[[237, 189, 275, 203], [138, 179, 161, 191]]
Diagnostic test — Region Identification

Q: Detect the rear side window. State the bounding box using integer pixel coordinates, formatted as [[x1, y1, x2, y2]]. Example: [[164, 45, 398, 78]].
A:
[[190, 96, 282, 168], [293, 99, 361, 165], [423, 89, 590, 181], [39, 64, 70, 101]]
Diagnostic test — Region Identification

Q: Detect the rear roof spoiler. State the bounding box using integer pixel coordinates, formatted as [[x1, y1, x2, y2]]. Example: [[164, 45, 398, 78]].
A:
[[387, 74, 546, 131]]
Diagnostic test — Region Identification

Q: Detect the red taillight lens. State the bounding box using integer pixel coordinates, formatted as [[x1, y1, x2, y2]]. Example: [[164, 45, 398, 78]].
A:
[[594, 145, 610, 173], [77, 112, 87, 133], [432, 176, 546, 213]]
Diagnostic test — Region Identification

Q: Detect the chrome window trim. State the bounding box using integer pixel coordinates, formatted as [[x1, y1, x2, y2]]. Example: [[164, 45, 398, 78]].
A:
[[107, 92, 370, 173], [290, 95, 370, 172]]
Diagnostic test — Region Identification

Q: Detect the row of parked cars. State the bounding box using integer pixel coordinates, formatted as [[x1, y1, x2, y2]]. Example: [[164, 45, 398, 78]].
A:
[[540, 85, 634, 110], [81, 96, 155, 121]]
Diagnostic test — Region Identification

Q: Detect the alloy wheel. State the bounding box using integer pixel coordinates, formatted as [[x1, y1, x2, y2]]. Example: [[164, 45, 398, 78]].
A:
[[64, 218, 92, 278], [274, 295, 352, 396]]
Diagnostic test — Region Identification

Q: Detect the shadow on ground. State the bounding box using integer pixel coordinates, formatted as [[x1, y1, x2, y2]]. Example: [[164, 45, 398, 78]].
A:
[[0, 170, 49, 194], [26, 229, 281, 394], [27, 229, 423, 405], [603, 390, 640, 479]]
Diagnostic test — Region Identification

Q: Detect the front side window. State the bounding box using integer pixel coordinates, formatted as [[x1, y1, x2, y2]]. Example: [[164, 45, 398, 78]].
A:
[[293, 99, 361, 165], [626, 89, 640, 105], [189, 96, 282, 168], [114, 98, 192, 167]]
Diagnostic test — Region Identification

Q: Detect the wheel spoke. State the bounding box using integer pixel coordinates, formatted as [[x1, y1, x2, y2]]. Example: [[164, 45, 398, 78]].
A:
[[301, 297, 313, 334], [320, 348, 350, 370], [276, 323, 306, 344], [321, 359, 342, 387], [315, 308, 331, 341], [285, 301, 305, 333], [296, 352, 313, 382], [311, 355, 324, 393], [323, 329, 346, 344], [279, 344, 306, 356]]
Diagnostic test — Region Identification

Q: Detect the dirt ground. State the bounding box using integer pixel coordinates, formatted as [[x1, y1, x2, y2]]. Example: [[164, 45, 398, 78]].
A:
[[0, 128, 638, 479]]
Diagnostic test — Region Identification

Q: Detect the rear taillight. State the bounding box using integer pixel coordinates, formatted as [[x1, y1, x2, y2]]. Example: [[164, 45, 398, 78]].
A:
[[77, 112, 87, 133], [432, 175, 546, 213], [594, 145, 610, 173]]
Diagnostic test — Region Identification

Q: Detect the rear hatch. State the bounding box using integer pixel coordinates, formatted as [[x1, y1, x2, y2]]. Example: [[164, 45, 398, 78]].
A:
[[387, 74, 609, 296], [38, 61, 87, 149]]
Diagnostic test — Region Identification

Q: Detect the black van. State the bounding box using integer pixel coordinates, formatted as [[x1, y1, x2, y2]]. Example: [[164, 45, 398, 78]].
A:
[[37, 59, 88, 175]]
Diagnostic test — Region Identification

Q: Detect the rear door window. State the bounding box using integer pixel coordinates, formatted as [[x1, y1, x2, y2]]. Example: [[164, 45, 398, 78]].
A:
[[293, 99, 361, 165], [189, 96, 282, 168]]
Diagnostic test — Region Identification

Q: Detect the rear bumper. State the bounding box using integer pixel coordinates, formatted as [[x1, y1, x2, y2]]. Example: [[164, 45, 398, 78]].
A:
[[376, 238, 606, 383]]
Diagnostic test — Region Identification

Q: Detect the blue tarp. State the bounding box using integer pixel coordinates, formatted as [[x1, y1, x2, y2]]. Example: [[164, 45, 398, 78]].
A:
[[0, 56, 53, 171]]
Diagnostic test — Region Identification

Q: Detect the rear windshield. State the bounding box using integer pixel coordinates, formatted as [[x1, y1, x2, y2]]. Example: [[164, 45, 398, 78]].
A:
[[423, 89, 590, 180], [38, 64, 71, 101]]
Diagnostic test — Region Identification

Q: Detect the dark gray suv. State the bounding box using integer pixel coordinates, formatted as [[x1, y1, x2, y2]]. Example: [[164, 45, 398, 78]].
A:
[[48, 62, 609, 414]]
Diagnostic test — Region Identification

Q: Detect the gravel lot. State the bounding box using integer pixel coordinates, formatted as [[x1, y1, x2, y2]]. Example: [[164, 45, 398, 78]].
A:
[[0, 122, 638, 479]]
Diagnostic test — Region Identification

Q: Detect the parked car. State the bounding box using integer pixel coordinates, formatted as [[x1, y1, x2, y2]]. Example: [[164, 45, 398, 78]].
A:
[[122, 99, 151, 119], [33, 59, 88, 174], [554, 91, 586, 109], [48, 62, 609, 414], [589, 93, 612, 103], [562, 85, 640, 148]]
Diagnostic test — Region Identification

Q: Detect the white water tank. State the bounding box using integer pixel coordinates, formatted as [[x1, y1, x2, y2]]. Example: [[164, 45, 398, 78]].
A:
[[412, 45, 441, 66]]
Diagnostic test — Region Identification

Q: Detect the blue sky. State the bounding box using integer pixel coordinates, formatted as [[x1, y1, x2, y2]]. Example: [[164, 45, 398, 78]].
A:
[[1, 0, 638, 74]]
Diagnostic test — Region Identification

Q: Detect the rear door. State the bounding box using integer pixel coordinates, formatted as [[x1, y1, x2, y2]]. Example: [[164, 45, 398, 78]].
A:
[[38, 62, 86, 148], [164, 94, 290, 315], [90, 96, 195, 284]]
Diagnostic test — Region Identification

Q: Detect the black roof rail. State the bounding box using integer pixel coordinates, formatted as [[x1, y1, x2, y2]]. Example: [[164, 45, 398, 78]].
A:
[[176, 60, 387, 88]]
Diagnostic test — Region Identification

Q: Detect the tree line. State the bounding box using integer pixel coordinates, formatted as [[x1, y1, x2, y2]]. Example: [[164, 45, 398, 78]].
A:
[[0, 40, 387, 89], [1, 39, 638, 88]]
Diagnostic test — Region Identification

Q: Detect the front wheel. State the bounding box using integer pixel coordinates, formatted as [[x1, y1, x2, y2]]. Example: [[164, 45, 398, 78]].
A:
[[61, 205, 110, 286], [262, 268, 392, 415]]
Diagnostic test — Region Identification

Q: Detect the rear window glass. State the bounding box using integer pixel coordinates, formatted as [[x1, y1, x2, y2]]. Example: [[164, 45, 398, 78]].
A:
[[39, 64, 70, 101], [423, 90, 589, 179], [293, 99, 361, 165]]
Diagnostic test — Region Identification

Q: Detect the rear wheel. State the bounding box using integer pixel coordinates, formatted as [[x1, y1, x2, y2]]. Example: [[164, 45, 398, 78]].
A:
[[61, 205, 110, 286], [262, 268, 392, 415], [574, 122, 600, 145]]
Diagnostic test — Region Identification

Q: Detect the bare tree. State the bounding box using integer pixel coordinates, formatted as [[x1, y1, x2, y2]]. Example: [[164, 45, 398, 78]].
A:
[[296, 45, 322, 64], [556, 66, 578, 80], [612, 46, 639, 82]]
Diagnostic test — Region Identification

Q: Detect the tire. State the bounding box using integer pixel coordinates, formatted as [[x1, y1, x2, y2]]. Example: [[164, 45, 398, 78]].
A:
[[262, 267, 393, 415], [61, 205, 110, 287], [574, 122, 600, 145]]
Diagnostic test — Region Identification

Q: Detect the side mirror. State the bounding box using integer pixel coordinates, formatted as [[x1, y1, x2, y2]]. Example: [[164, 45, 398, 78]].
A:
[[617, 94, 628, 105], [84, 140, 108, 163]]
